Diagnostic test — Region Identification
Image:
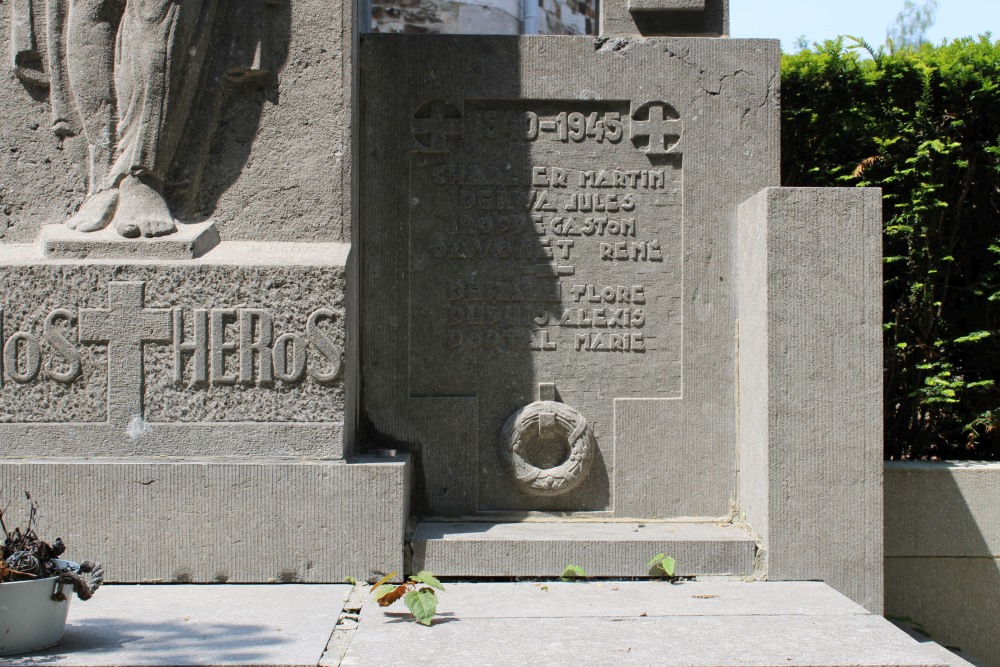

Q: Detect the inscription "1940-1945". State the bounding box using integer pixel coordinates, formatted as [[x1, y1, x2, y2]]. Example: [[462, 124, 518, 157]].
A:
[[0, 297, 341, 388]]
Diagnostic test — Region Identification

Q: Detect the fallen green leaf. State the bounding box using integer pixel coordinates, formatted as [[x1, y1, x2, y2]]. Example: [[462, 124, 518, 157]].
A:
[[410, 570, 445, 591], [404, 587, 438, 626]]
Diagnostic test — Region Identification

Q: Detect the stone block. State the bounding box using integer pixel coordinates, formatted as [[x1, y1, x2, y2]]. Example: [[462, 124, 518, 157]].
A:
[[736, 187, 883, 612], [885, 462, 1000, 558], [0, 456, 410, 583], [411, 521, 756, 577], [361, 35, 778, 518], [0, 243, 349, 458], [39, 222, 221, 260], [887, 557, 1000, 667], [601, 0, 729, 36], [885, 462, 1000, 666]]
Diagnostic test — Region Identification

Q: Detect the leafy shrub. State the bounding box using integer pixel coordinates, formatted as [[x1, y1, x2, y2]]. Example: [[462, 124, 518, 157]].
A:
[[782, 36, 1000, 460]]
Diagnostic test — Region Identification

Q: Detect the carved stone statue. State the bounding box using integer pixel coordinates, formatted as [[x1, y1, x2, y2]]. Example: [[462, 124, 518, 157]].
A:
[[11, 0, 274, 238]]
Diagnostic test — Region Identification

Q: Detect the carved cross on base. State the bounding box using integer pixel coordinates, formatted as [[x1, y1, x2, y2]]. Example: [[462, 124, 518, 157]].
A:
[[79, 282, 172, 429], [631, 103, 682, 156], [412, 100, 463, 153]]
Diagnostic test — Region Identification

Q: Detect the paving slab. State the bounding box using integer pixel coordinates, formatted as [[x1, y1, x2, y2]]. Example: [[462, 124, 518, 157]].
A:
[[0, 582, 967, 667], [342, 581, 951, 667], [5, 585, 351, 667], [376, 581, 867, 619], [892, 623, 983, 667], [412, 522, 756, 577]]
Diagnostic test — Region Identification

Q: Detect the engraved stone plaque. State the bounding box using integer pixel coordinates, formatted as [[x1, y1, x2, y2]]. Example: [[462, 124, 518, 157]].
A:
[[0, 259, 347, 459], [362, 36, 779, 518], [408, 99, 683, 399]]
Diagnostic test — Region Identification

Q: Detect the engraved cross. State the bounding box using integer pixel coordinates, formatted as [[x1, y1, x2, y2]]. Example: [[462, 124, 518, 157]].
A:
[[80, 282, 172, 428], [539, 382, 557, 435], [412, 100, 463, 153], [631, 104, 682, 156]]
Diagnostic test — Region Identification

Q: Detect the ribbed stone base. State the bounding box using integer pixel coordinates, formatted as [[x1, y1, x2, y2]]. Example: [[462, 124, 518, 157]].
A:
[[0, 456, 410, 583]]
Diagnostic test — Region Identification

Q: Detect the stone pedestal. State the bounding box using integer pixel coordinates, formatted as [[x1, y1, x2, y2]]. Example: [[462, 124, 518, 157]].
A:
[[737, 187, 884, 612], [0, 0, 412, 583], [0, 241, 409, 581], [2, 0, 891, 622], [361, 34, 779, 519], [358, 4, 885, 614]]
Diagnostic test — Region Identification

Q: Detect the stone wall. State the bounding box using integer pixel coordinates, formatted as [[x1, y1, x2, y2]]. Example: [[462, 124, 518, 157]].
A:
[[368, 0, 598, 35], [885, 462, 1000, 667]]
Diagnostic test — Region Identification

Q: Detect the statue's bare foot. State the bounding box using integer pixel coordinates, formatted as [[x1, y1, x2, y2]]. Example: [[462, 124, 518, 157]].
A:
[[65, 190, 118, 232], [112, 176, 177, 238]]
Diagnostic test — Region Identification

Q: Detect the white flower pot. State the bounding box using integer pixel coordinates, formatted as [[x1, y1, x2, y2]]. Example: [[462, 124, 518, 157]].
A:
[[0, 560, 77, 656]]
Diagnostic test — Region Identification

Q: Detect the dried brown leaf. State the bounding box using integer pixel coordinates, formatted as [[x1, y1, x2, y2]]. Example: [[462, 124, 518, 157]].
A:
[[376, 584, 409, 607], [853, 156, 879, 177]]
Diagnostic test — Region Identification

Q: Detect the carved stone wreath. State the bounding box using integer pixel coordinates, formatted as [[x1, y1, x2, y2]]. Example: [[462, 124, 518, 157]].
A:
[[499, 401, 595, 496]]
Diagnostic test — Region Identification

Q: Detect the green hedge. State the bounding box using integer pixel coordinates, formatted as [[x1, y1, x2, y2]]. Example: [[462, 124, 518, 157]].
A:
[[781, 37, 1000, 460]]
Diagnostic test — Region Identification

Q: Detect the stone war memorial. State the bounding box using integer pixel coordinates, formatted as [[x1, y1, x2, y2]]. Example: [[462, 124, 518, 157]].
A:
[[0, 0, 969, 665]]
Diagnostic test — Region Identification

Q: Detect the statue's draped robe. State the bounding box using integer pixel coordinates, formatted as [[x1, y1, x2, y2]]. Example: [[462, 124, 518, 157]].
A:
[[11, 0, 268, 198], [111, 0, 223, 187]]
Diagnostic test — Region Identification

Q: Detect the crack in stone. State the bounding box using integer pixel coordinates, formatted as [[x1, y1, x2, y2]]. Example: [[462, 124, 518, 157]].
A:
[[593, 36, 632, 53]]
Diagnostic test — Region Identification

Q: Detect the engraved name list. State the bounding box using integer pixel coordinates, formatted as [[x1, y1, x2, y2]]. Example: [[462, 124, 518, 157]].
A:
[[408, 99, 684, 397]]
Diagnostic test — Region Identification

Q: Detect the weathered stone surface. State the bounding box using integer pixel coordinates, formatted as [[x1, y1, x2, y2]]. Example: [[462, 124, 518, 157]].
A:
[[0, 457, 410, 583], [411, 521, 756, 577], [0, 0, 352, 244], [886, 462, 1000, 667], [343, 581, 948, 667], [4, 585, 350, 667], [888, 557, 999, 667], [736, 187, 883, 613], [361, 35, 779, 518], [0, 244, 348, 457], [601, 0, 729, 37], [885, 461, 1000, 557]]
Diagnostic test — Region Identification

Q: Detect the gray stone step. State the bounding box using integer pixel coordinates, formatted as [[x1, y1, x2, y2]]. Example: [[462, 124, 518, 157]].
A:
[[3, 583, 972, 667], [410, 521, 757, 578], [343, 581, 966, 667]]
